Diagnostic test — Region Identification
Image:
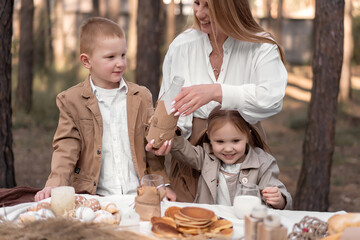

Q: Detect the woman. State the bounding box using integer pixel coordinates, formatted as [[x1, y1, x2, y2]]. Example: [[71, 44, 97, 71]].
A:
[[147, 0, 287, 202]]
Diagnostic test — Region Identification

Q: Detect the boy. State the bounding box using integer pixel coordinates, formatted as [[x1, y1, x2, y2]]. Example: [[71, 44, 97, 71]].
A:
[[35, 17, 175, 201]]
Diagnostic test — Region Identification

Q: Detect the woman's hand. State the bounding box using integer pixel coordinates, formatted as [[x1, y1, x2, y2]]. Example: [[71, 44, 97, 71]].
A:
[[262, 186, 286, 209], [34, 186, 54, 202], [145, 139, 172, 156], [171, 84, 222, 116]]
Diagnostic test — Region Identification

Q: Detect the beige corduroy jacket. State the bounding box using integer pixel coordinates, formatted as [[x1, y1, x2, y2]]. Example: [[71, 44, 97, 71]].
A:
[[45, 76, 169, 194]]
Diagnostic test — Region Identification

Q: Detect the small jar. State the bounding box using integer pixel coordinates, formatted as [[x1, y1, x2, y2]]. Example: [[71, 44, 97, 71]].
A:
[[257, 214, 288, 240], [244, 205, 267, 240]]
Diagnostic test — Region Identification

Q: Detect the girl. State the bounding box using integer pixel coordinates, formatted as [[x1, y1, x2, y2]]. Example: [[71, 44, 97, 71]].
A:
[[170, 106, 292, 209]]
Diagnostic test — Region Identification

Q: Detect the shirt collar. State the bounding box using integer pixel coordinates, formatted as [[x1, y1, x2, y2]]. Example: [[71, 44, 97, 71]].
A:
[[89, 75, 128, 95], [203, 33, 234, 56]]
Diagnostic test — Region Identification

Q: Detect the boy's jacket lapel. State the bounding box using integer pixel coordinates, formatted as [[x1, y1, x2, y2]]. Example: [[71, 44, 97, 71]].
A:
[[126, 87, 141, 145], [82, 76, 103, 134]]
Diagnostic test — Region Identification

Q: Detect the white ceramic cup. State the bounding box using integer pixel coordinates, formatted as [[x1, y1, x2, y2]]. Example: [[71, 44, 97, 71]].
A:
[[51, 186, 75, 216]]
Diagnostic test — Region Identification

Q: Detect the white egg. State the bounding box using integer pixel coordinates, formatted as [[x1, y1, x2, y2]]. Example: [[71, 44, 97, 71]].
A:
[[76, 207, 95, 222]]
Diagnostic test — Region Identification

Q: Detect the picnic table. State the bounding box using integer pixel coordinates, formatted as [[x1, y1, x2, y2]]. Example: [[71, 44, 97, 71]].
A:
[[0, 193, 345, 239]]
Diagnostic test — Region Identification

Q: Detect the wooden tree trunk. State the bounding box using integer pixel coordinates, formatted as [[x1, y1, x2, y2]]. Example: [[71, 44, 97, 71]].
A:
[[294, 0, 344, 211], [276, 0, 283, 44], [178, 0, 186, 33], [92, 0, 100, 16], [166, 0, 175, 48], [17, 0, 34, 113], [34, 0, 53, 69], [0, 0, 16, 188], [108, 0, 119, 22], [264, 0, 273, 31], [128, 0, 138, 71], [45, 0, 53, 65], [136, 0, 163, 103], [53, 0, 65, 70], [339, 0, 353, 101]]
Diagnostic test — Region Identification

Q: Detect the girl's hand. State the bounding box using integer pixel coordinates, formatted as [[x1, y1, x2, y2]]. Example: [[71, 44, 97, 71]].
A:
[[171, 84, 222, 116], [34, 186, 54, 202], [165, 186, 177, 201], [262, 186, 286, 209], [145, 139, 172, 156]]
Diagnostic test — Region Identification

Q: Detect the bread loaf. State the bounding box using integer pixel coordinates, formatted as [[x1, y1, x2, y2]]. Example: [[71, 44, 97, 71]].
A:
[[321, 233, 341, 240], [327, 213, 360, 235]]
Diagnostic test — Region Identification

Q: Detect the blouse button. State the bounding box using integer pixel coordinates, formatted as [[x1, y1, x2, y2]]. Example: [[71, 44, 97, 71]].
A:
[[241, 177, 248, 184], [97, 149, 101, 155]]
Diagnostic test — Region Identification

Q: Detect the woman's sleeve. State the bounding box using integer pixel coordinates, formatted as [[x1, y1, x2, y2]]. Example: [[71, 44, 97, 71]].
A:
[[221, 43, 288, 124]]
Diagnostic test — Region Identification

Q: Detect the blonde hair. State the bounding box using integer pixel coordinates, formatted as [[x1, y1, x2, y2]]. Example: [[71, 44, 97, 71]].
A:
[[207, 106, 270, 152], [80, 17, 125, 55], [193, 0, 285, 62]]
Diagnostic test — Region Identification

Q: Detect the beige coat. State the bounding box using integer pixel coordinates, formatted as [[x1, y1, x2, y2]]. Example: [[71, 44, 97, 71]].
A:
[[171, 135, 292, 209], [45, 76, 169, 194]]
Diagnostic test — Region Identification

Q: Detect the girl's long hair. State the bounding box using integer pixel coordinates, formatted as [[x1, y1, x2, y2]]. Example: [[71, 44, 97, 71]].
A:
[[192, 0, 285, 63], [206, 106, 270, 153]]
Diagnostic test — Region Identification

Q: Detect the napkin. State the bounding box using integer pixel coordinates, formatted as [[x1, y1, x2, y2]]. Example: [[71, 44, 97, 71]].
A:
[[145, 100, 178, 148]]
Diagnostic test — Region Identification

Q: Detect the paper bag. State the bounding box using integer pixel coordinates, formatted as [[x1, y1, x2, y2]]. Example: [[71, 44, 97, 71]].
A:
[[146, 100, 179, 149], [135, 186, 162, 221]]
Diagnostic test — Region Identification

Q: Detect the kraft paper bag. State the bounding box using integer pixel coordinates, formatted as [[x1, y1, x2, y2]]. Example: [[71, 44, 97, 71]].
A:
[[135, 186, 163, 221], [146, 100, 179, 149]]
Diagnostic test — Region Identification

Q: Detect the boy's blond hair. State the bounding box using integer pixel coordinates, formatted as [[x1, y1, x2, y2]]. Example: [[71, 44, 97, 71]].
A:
[[80, 17, 125, 55]]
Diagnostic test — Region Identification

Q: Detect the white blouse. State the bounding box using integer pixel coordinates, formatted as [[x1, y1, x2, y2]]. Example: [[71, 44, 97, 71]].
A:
[[160, 28, 288, 139]]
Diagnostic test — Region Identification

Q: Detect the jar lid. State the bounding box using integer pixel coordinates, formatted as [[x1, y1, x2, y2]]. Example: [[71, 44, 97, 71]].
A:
[[250, 205, 267, 219], [264, 214, 281, 228]]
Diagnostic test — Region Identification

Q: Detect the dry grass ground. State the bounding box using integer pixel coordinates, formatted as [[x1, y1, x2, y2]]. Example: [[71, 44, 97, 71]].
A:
[[12, 65, 360, 212]]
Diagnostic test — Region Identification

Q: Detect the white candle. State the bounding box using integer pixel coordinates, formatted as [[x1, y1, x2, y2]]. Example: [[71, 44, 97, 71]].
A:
[[233, 195, 262, 219], [51, 186, 75, 216]]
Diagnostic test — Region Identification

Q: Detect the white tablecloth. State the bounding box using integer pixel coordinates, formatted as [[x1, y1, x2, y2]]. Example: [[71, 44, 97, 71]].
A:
[[0, 194, 346, 239]]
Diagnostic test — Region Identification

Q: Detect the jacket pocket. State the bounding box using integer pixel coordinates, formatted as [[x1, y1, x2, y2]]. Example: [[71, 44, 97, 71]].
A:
[[72, 174, 94, 194]]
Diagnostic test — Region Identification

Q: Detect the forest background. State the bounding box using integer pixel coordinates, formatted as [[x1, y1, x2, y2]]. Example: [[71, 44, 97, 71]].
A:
[[3, 0, 360, 212]]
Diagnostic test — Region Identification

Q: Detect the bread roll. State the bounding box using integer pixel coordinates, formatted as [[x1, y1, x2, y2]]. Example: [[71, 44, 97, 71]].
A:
[[93, 213, 117, 224], [18, 212, 40, 224], [75, 195, 87, 207], [83, 198, 101, 212], [328, 213, 360, 235], [27, 202, 51, 212], [94, 210, 112, 217], [101, 203, 119, 214]]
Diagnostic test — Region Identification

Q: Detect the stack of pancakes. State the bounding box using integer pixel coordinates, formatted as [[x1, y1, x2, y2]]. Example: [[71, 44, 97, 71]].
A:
[[151, 206, 233, 238]]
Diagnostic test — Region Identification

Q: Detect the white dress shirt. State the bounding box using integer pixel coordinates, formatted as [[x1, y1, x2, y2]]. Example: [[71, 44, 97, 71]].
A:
[[160, 28, 288, 139], [90, 77, 139, 195]]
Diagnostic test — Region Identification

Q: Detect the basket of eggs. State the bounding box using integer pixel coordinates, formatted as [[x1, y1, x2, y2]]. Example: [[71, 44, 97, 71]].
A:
[[17, 195, 121, 225]]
